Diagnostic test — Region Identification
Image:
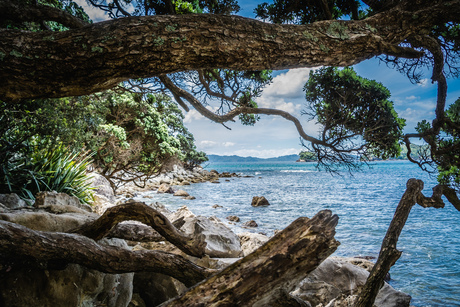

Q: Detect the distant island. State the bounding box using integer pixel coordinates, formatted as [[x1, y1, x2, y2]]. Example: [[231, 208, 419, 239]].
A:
[[206, 154, 300, 163], [207, 144, 429, 163]]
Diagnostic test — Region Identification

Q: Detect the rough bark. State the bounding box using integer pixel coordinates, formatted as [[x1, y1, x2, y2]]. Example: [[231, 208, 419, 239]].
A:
[[0, 220, 213, 287], [355, 179, 423, 307], [0, 0, 87, 29], [71, 202, 206, 257], [2, 0, 460, 100], [356, 179, 460, 307], [161, 210, 340, 306]]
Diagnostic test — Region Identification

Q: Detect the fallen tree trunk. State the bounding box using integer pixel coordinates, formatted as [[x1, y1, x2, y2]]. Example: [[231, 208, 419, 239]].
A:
[[162, 210, 340, 306], [0, 220, 213, 287]]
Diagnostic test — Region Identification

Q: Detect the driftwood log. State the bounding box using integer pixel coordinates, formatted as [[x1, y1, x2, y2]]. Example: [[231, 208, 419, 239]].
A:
[[162, 210, 339, 306], [356, 179, 460, 307], [70, 202, 206, 257]]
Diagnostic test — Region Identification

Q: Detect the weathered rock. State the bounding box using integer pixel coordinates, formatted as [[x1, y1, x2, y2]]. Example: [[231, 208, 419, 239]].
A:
[[132, 272, 186, 307], [212, 204, 223, 209], [170, 206, 242, 258], [185, 196, 196, 200], [34, 191, 93, 213], [157, 184, 175, 194], [243, 220, 258, 228], [0, 193, 27, 209], [211, 180, 220, 184], [238, 232, 270, 257], [220, 172, 233, 178], [173, 190, 190, 197], [91, 194, 114, 215], [251, 196, 270, 207], [89, 172, 116, 203], [291, 257, 411, 307], [226, 215, 240, 222], [181, 181, 191, 185], [0, 238, 133, 307]]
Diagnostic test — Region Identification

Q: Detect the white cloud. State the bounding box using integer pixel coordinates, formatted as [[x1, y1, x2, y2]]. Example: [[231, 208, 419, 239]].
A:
[[223, 142, 235, 147], [200, 140, 217, 148], [257, 97, 301, 114], [263, 68, 315, 99], [418, 78, 430, 87], [405, 95, 419, 101], [183, 109, 204, 123]]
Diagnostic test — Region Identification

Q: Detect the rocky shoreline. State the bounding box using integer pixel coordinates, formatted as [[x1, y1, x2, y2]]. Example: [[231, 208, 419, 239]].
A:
[[0, 166, 412, 307]]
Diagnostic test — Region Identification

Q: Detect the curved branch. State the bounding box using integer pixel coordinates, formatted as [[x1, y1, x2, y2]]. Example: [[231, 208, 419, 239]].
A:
[[0, 0, 88, 29], [71, 202, 207, 258], [0, 220, 214, 287], [160, 75, 325, 146]]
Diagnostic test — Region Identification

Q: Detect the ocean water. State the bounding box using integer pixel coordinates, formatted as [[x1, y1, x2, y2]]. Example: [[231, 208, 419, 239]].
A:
[[136, 160, 460, 307]]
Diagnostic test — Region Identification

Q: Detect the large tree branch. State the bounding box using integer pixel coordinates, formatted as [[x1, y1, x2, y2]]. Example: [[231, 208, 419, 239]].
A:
[[4, 0, 459, 100], [0, 220, 213, 287], [0, 0, 88, 29]]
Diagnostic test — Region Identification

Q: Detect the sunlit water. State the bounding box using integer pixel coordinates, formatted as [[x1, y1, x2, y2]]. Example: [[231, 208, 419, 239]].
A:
[[133, 160, 460, 307]]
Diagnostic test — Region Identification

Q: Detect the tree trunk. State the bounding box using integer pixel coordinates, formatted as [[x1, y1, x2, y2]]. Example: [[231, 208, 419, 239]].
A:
[[2, 0, 459, 100], [162, 210, 339, 306]]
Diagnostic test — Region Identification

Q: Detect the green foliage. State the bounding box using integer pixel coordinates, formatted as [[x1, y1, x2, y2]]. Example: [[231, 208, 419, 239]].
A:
[[1, 146, 94, 204], [1, 0, 91, 31], [433, 97, 460, 188], [304, 67, 406, 160], [299, 150, 317, 161], [1, 90, 206, 191], [254, 0, 363, 24]]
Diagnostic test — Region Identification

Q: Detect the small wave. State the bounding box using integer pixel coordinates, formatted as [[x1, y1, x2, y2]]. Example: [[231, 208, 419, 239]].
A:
[[280, 170, 313, 173], [255, 172, 261, 175]]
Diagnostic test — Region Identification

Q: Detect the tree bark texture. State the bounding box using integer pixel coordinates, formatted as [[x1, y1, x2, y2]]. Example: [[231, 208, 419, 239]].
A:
[[2, 0, 459, 100], [0, 220, 213, 287], [70, 202, 206, 257], [161, 210, 340, 306]]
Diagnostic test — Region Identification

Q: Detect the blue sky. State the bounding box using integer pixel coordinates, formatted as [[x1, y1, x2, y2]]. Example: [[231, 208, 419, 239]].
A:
[[75, 0, 460, 158]]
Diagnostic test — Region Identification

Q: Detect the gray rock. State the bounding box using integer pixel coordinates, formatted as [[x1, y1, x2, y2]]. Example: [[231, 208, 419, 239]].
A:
[[243, 220, 258, 228], [251, 196, 270, 207], [291, 257, 411, 307], [0, 193, 27, 209], [157, 184, 175, 194], [170, 206, 242, 258], [238, 232, 270, 256], [132, 272, 186, 306], [226, 215, 240, 222], [34, 191, 92, 213], [173, 189, 189, 197], [0, 238, 133, 307], [89, 172, 116, 203], [0, 210, 97, 232]]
